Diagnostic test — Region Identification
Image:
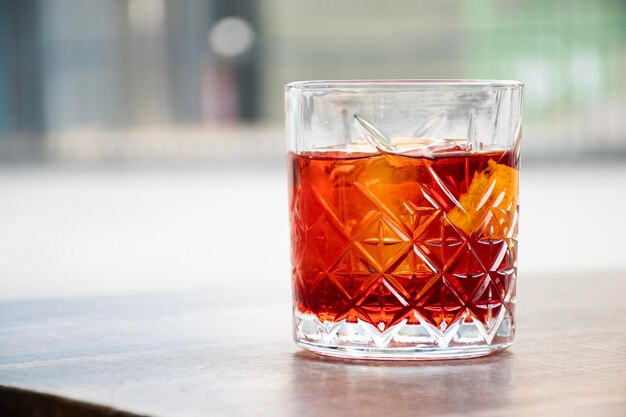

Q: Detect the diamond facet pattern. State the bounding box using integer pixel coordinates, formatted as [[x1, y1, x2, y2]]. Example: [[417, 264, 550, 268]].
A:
[[289, 147, 518, 355]]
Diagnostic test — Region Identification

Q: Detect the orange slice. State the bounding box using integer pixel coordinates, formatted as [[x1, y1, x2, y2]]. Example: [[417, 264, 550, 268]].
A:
[[448, 160, 518, 238]]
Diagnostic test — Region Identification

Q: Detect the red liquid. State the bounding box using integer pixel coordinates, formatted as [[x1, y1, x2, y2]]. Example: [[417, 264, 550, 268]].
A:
[[289, 149, 518, 332]]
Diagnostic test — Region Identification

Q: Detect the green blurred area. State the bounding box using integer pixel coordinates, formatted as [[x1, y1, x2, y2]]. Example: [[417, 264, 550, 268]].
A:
[[463, 0, 626, 120]]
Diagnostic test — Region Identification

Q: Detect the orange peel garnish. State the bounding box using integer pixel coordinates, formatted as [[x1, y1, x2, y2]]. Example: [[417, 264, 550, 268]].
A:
[[448, 160, 518, 237]]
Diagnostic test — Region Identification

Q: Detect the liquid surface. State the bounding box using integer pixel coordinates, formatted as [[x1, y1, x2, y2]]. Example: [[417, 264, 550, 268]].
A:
[[289, 149, 519, 332]]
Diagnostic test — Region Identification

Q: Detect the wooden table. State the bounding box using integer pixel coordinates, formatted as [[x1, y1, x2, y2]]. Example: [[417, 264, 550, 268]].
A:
[[1, 270, 626, 417]]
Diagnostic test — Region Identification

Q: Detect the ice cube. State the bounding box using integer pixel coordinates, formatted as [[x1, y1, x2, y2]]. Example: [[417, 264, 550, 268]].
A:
[[314, 142, 379, 155], [343, 142, 379, 153], [389, 136, 472, 158], [390, 136, 443, 153], [422, 139, 472, 157], [353, 114, 473, 158]]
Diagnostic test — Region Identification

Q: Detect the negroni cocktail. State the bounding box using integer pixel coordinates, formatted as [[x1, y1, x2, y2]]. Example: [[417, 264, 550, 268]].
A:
[[286, 79, 523, 359]]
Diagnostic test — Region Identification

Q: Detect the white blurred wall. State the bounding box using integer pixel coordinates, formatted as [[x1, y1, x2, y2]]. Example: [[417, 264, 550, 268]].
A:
[[1, 163, 625, 300]]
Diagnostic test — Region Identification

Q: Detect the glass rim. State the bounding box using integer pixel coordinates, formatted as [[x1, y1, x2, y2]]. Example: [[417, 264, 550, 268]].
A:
[[285, 79, 524, 91]]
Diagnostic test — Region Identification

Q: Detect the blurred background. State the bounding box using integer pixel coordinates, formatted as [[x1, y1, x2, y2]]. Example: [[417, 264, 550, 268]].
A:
[[1, 0, 626, 300]]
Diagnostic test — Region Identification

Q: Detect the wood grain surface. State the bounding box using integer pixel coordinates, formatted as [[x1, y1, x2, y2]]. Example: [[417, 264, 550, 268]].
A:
[[1, 270, 626, 417]]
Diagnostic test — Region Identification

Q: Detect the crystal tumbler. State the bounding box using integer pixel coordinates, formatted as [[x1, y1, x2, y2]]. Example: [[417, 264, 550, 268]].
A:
[[286, 80, 523, 359]]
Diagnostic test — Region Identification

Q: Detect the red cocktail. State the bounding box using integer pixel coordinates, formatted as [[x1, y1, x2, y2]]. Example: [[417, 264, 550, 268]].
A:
[[286, 79, 523, 359]]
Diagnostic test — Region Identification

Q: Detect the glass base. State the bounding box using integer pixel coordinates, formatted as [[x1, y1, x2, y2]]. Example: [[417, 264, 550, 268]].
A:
[[294, 311, 514, 360]]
